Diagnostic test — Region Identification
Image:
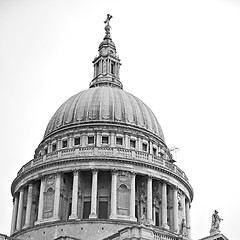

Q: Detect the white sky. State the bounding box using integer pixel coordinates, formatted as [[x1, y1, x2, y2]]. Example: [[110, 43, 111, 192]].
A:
[[0, 0, 240, 239]]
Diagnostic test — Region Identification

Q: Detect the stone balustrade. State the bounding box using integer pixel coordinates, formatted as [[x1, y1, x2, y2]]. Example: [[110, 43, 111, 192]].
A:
[[153, 232, 179, 240], [17, 146, 188, 181]]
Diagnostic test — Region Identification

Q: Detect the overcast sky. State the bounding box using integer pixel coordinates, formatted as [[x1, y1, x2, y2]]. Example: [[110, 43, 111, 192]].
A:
[[0, 0, 240, 239]]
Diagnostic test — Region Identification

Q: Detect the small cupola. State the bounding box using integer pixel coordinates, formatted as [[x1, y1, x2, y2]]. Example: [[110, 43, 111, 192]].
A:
[[89, 14, 122, 89]]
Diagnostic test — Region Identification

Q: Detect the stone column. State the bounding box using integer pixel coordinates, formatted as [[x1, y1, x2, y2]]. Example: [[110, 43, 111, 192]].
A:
[[10, 194, 19, 234], [186, 198, 191, 238], [53, 173, 61, 220], [173, 186, 178, 233], [147, 176, 153, 223], [89, 169, 98, 218], [36, 178, 45, 223], [16, 188, 24, 231], [69, 170, 79, 219], [24, 183, 33, 228], [130, 172, 137, 221], [182, 194, 186, 222], [161, 182, 169, 229], [110, 170, 117, 219]]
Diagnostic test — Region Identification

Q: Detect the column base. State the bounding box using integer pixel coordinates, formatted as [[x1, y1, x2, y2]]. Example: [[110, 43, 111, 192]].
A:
[[109, 214, 117, 219], [162, 224, 170, 230], [89, 213, 97, 219], [129, 216, 137, 222], [23, 224, 30, 229], [69, 214, 78, 220]]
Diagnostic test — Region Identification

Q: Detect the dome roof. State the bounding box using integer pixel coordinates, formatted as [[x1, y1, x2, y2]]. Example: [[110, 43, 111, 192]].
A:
[[44, 87, 165, 141]]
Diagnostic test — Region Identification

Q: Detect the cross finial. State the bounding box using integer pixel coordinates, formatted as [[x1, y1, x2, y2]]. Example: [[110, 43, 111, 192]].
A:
[[104, 14, 112, 26]]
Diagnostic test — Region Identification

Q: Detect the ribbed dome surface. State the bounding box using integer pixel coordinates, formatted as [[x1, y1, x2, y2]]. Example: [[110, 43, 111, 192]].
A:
[[44, 87, 164, 140]]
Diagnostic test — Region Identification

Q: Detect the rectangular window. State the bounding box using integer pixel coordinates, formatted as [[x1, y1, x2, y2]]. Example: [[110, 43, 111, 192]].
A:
[[88, 136, 94, 144], [74, 137, 80, 146], [116, 137, 123, 145], [99, 201, 108, 219], [44, 148, 48, 155], [111, 62, 115, 74], [83, 201, 91, 219], [130, 139, 136, 148], [52, 143, 56, 152], [153, 148, 157, 156], [142, 143, 147, 152], [102, 136, 109, 144], [62, 140, 67, 148]]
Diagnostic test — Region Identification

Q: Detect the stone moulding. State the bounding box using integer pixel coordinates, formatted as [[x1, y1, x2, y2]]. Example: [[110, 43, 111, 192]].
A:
[[11, 148, 194, 201]]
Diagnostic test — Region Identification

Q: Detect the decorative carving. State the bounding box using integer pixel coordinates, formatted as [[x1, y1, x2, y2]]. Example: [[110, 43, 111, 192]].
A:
[[210, 210, 223, 234], [180, 218, 190, 238]]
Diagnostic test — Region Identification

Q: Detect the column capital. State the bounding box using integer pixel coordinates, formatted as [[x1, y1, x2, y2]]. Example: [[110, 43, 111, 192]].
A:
[[130, 171, 136, 177], [91, 168, 98, 174], [73, 168, 80, 174], [54, 171, 62, 176], [111, 168, 118, 174]]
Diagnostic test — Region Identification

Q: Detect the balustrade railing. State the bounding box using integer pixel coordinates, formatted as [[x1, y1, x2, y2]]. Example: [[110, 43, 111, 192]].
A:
[[154, 232, 179, 240], [17, 146, 188, 181]]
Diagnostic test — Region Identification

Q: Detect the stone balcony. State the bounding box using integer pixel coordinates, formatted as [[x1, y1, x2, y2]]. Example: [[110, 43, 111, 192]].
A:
[[17, 146, 189, 182]]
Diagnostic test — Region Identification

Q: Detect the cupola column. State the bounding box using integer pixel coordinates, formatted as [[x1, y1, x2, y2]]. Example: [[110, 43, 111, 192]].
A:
[[110, 170, 117, 219], [53, 172, 61, 220], [16, 188, 24, 231], [69, 170, 79, 219], [161, 181, 169, 229], [147, 176, 153, 223], [23, 183, 33, 228], [89, 169, 98, 218], [36, 177, 45, 223], [181, 194, 186, 222], [186, 198, 191, 238], [130, 172, 137, 221], [173, 186, 179, 233], [10, 194, 19, 234]]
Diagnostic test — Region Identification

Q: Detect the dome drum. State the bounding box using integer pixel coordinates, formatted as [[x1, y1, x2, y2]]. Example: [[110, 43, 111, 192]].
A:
[[11, 164, 192, 239]]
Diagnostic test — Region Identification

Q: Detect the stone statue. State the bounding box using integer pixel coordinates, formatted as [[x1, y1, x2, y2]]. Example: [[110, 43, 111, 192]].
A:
[[210, 210, 223, 234], [180, 218, 189, 238]]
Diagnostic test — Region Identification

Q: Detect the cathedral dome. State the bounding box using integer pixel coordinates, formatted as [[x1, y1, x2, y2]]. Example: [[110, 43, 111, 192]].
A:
[[44, 86, 165, 141]]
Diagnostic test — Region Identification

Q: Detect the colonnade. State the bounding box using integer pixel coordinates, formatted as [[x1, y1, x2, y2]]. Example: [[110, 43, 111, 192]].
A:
[[10, 169, 191, 237]]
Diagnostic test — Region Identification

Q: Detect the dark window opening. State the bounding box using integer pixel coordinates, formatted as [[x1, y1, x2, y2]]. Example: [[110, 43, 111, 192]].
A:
[[52, 143, 57, 152], [130, 139, 136, 148], [142, 143, 147, 152], [153, 148, 157, 156], [88, 136, 94, 144], [68, 202, 72, 217], [83, 201, 91, 219], [102, 136, 109, 144], [44, 148, 48, 155], [62, 140, 67, 148], [74, 137, 80, 145], [111, 62, 115, 74], [99, 201, 108, 219], [155, 211, 159, 226], [116, 137, 123, 145]]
